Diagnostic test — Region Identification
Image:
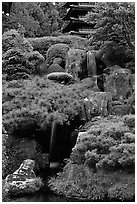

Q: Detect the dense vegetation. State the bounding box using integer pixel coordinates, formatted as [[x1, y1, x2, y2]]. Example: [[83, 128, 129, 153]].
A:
[[2, 2, 65, 37], [48, 115, 135, 201], [2, 2, 135, 202]]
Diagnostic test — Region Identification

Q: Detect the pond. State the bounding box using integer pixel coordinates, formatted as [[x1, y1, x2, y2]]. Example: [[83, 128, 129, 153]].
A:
[[8, 190, 85, 202]]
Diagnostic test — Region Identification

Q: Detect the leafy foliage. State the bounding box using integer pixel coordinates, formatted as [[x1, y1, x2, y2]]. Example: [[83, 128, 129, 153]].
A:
[[86, 2, 135, 50], [71, 116, 135, 170], [2, 2, 64, 37], [2, 29, 45, 80], [2, 76, 97, 135]]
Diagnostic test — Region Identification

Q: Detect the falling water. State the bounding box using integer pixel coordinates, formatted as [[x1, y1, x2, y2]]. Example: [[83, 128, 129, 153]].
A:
[[49, 120, 60, 169], [87, 51, 98, 85], [87, 51, 97, 76]]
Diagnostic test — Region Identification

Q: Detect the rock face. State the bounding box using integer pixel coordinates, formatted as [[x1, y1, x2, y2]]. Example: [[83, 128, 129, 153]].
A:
[[46, 43, 70, 68], [80, 92, 112, 121], [104, 67, 134, 101], [104, 67, 134, 115], [65, 49, 87, 80], [4, 159, 43, 196]]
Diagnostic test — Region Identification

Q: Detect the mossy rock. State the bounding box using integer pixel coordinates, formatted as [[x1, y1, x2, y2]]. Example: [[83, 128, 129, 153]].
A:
[[47, 64, 65, 75], [46, 43, 70, 68]]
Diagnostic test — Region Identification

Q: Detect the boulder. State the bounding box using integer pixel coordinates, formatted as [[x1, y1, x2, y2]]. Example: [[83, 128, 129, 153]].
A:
[[65, 49, 87, 80], [80, 92, 112, 121], [47, 64, 65, 75], [2, 134, 49, 178], [104, 68, 133, 101], [46, 43, 70, 68], [53, 57, 63, 67], [47, 72, 74, 84], [4, 159, 43, 196]]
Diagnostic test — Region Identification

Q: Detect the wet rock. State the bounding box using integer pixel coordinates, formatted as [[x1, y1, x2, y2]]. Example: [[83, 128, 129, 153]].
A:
[[104, 68, 133, 101], [4, 159, 43, 196], [65, 49, 87, 80]]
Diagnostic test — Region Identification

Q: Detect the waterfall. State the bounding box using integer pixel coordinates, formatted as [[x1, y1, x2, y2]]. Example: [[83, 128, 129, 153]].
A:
[[87, 51, 97, 77], [49, 120, 57, 162], [49, 120, 60, 169]]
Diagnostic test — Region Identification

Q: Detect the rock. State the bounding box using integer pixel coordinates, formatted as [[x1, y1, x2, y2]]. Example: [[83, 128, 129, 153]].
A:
[[47, 72, 74, 84], [53, 57, 63, 67], [80, 92, 112, 121], [47, 64, 65, 75], [2, 134, 49, 178], [80, 77, 99, 91], [4, 159, 43, 196], [104, 68, 133, 101], [65, 49, 87, 80], [46, 43, 70, 68], [87, 51, 97, 77]]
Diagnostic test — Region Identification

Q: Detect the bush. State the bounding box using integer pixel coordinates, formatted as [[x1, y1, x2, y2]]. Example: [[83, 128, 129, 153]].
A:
[[2, 29, 33, 53], [46, 43, 70, 67], [3, 76, 96, 136], [123, 114, 135, 128], [28, 35, 88, 59], [2, 48, 34, 80]]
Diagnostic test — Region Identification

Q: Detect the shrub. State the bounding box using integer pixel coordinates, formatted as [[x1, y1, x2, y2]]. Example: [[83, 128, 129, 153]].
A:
[[123, 114, 135, 128], [28, 35, 88, 59], [2, 48, 34, 80], [3, 76, 96, 136], [46, 43, 70, 67], [2, 29, 33, 53]]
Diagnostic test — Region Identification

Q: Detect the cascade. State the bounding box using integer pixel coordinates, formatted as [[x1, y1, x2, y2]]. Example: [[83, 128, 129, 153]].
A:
[[49, 120, 60, 169], [87, 51, 97, 76]]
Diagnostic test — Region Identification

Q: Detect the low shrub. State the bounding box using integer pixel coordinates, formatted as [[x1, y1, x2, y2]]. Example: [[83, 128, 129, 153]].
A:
[[47, 72, 73, 84], [3, 76, 96, 136], [28, 35, 88, 59], [2, 29, 33, 53]]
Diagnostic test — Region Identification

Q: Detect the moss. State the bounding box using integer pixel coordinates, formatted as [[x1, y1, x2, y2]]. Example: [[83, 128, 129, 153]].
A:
[[46, 43, 70, 67], [47, 64, 65, 75], [48, 162, 135, 201]]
